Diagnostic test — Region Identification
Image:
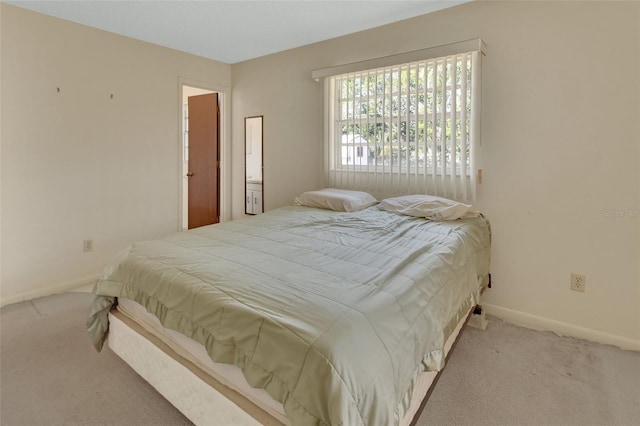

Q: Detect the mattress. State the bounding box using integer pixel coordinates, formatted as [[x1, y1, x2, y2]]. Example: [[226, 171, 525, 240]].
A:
[[88, 205, 491, 425], [108, 297, 473, 426]]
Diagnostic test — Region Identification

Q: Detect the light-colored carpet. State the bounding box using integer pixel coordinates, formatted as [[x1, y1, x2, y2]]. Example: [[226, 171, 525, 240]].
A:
[[1, 292, 639, 426], [0, 292, 189, 426], [419, 313, 640, 426]]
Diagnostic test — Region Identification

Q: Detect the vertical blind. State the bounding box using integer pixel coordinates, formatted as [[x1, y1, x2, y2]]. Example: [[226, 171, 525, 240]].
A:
[[325, 50, 481, 202]]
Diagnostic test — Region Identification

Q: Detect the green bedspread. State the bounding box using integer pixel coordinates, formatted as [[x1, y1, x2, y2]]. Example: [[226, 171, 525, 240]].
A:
[[87, 205, 491, 425]]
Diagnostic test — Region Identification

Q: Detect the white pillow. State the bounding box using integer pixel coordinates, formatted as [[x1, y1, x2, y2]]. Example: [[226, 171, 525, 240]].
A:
[[293, 188, 378, 212], [379, 194, 479, 221]]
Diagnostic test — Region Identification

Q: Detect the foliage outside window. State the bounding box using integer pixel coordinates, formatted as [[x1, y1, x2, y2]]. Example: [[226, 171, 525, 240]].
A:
[[327, 51, 480, 201]]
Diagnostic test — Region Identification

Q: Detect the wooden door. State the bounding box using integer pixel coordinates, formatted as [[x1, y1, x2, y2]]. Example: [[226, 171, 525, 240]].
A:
[[187, 93, 219, 229]]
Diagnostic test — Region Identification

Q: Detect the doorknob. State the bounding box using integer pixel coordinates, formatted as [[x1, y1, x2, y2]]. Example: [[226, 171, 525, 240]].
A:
[[186, 172, 194, 178]]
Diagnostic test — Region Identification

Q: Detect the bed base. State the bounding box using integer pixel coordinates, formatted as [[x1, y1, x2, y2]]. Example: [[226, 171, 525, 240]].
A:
[[107, 302, 478, 426], [468, 305, 489, 330], [468, 274, 491, 330], [109, 311, 280, 425], [408, 309, 475, 426]]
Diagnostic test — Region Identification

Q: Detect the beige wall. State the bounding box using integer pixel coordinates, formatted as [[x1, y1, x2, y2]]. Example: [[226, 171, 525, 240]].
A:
[[0, 4, 231, 303], [232, 54, 324, 213], [232, 1, 640, 347]]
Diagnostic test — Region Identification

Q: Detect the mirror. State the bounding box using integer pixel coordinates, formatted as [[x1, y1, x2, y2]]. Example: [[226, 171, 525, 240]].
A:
[[245, 116, 263, 215]]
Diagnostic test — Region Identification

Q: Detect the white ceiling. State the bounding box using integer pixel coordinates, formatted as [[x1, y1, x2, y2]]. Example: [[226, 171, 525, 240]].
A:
[[6, 0, 469, 64]]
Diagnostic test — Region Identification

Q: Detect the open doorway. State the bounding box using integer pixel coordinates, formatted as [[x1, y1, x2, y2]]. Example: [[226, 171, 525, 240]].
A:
[[181, 85, 219, 230]]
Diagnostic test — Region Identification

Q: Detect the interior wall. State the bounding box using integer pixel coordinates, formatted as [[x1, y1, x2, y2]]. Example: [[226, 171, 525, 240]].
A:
[[231, 1, 640, 347], [0, 4, 231, 304], [231, 55, 324, 214]]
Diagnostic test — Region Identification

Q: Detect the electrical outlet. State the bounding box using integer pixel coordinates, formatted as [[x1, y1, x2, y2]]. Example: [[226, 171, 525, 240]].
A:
[[83, 239, 93, 253], [570, 273, 586, 292]]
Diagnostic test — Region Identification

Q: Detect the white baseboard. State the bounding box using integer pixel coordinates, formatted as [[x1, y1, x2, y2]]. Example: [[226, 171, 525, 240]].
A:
[[483, 303, 640, 352], [0, 274, 100, 308]]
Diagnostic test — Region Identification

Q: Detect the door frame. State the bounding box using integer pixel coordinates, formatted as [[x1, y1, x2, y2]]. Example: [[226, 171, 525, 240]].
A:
[[178, 78, 231, 229]]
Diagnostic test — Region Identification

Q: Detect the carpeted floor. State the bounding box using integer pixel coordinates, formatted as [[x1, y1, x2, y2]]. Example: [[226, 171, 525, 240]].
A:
[[419, 312, 640, 426], [1, 292, 639, 426]]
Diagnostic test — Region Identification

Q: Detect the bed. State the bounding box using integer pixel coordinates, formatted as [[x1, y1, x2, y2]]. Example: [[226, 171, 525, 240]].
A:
[[87, 192, 491, 426]]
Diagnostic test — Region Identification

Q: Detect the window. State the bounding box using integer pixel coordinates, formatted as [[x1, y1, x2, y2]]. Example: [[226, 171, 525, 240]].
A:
[[318, 40, 483, 201]]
